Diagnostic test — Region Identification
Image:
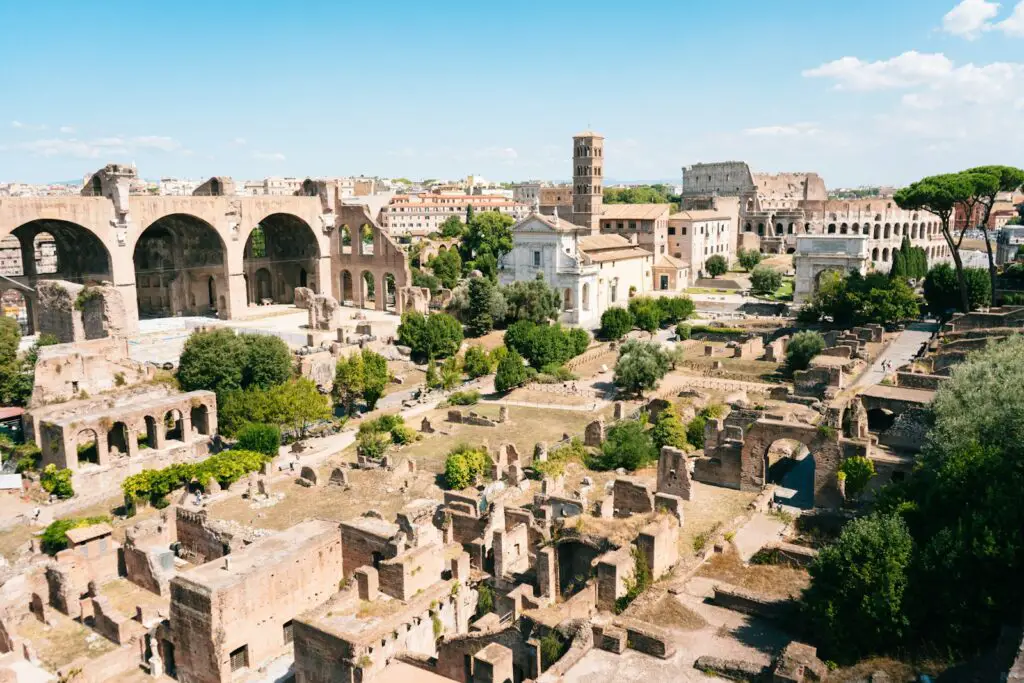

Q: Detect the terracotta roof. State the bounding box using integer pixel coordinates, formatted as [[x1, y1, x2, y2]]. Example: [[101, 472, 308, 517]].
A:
[[579, 233, 632, 250], [601, 203, 671, 220], [66, 523, 113, 545], [0, 407, 23, 420], [585, 247, 651, 263], [669, 210, 730, 221], [525, 213, 583, 232], [655, 254, 689, 269]]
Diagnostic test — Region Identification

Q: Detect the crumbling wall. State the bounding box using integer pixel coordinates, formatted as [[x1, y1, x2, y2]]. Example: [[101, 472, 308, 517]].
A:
[[79, 284, 130, 339], [35, 280, 85, 342]]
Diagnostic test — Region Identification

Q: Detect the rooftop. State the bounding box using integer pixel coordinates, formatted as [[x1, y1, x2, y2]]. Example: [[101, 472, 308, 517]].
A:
[[65, 523, 113, 545], [601, 203, 671, 221], [669, 209, 730, 222], [174, 519, 338, 593], [858, 383, 936, 405]]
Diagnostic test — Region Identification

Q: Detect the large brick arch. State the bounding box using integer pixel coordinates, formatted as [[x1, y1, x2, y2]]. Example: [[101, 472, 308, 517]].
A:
[[740, 419, 843, 508]]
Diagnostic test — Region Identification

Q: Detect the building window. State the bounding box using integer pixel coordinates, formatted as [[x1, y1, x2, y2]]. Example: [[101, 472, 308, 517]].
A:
[[230, 646, 249, 672], [283, 620, 294, 644], [682, 227, 687, 236], [629, 221, 637, 230], [533, 251, 541, 267], [668, 227, 675, 235]]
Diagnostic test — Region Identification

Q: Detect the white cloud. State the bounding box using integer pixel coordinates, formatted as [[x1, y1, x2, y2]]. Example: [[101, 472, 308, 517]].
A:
[[233, 137, 246, 146], [942, 0, 1001, 39], [996, 0, 1024, 35], [803, 51, 955, 90], [3, 134, 187, 159], [11, 120, 46, 131], [474, 146, 518, 162], [743, 122, 821, 137], [59, 126, 75, 134], [253, 151, 285, 161]]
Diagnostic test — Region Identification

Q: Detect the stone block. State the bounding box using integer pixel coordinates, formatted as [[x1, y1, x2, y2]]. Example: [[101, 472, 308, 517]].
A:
[[420, 416, 434, 433], [613, 401, 626, 420], [447, 410, 463, 424], [654, 493, 684, 525], [656, 446, 694, 501], [328, 467, 349, 486], [354, 566, 379, 601], [308, 294, 342, 331], [293, 287, 314, 309], [299, 466, 318, 486], [584, 418, 605, 447], [450, 551, 470, 582], [612, 478, 654, 516], [533, 441, 547, 462]]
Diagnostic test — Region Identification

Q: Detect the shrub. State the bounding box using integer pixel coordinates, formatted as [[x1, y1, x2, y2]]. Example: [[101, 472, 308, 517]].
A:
[[615, 547, 653, 613], [476, 583, 494, 617], [676, 323, 691, 340], [504, 321, 586, 369], [41, 516, 110, 555], [540, 631, 567, 668], [533, 437, 586, 478], [750, 265, 783, 296], [686, 415, 707, 449], [462, 346, 492, 378], [651, 405, 690, 451], [122, 449, 269, 506], [389, 424, 418, 445], [737, 248, 762, 272], [593, 420, 657, 471], [448, 389, 481, 406], [786, 331, 826, 371], [357, 430, 391, 459], [40, 464, 74, 499], [398, 312, 464, 360], [599, 307, 633, 340], [494, 349, 528, 393], [568, 327, 590, 356], [839, 456, 875, 500], [443, 444, 489, 489]]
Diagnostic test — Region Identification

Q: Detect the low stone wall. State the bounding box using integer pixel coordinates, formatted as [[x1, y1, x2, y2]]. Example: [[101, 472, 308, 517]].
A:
[[896, 371, 947, 391], [612, 616, 675, 659], [57, 642, 142, 683], [693, 655, 768, 681], [712, 585, 793, 622]]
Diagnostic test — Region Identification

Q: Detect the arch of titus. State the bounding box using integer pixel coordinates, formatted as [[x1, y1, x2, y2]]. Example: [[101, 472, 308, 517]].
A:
[[0, 165, 412, 334]]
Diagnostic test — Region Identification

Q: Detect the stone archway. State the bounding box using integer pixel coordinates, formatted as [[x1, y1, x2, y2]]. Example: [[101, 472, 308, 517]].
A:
[[360, 271, 375, 309], [133, 214, 226, 319], [243, 213, 320, 305], [340, 270, 354, 305], [739, 419, 843, 507]]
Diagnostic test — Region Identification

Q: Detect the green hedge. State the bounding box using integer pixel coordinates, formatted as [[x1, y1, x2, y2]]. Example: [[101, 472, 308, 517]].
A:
[[236, 423, 281, 456], [122, 449, 269, 507]]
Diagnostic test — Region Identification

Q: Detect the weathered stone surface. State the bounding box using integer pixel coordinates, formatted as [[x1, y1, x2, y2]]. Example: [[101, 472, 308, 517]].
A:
[[308, 294, 342, 331], [657, 446, 694, 501], [299, 466, 318, 486], [612, 478, 654, 516], [584, 418, 605, 447], [293, 287, 314, 309]]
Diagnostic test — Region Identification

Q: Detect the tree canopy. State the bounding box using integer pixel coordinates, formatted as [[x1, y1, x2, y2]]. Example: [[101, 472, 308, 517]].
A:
[[502, 274, 560, 325], [613, 339, 670, 397], [704, 254, 728, 278], [923, 263, 990, 315], [461, 211, 514, 264], [799, 271, 919, 327]]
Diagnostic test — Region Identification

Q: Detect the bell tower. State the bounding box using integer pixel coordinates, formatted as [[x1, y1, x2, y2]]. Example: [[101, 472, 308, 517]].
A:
[[571, 131, 604, 234]]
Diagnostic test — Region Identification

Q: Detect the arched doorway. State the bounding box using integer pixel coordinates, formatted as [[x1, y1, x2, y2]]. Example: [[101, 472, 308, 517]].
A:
[[563, 288, 573, 311], [33, 233, 57, 274], [361, 271, 375, 309], [383, 273, 397, 312], [190, 405, 210, 436], [763, 438, 814, 509], [107, 422, 129, 458], [143, 416, 159, 449], [555, 539, 602, 598], [11, 219, 112, 284], [254, 268, 272, 303], [867, 408, 896, 433], [133, 214, 225, 318], [243, 214, 320, 305], [360, 224, 374, 255], [340, 270, 354, 305], [581, 283, 590, 312], [165, 410, 184, 442], [339, 225, 352, 254], [77, 429, 100, 466], [0, 289, 29, 334]]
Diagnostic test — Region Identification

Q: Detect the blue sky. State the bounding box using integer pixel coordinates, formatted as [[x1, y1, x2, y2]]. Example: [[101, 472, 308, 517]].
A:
[[1, 0, 1022, 187]]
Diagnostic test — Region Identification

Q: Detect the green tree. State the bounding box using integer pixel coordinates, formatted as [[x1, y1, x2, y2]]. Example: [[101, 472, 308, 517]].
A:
[[462, 211, 514, 263], [924, 263, 989, 315], [466, 277, 499, 337], [429, 248, 463, 290], [462, 345, 492, 378], [360, 348, 390, 410], [599, 307, 633, 340], [961, 166, 1024, 299], [332, 352, 365, 416], [0, 316, 20, 366], [425, 357, 440, 389], [594, 420, 657, 471], [737, 248, 762, 272], [494, 348, 527, 392], [439, 355, 462, 390], [412, 268, 441, 295], [613, 339, 670, 397], [650, 404, 690, 451], [704, 254, 727, 278], [443, 444, 489, 489], [502, 273, 560, 324], [686, 415, 706, 448], [236, 423, 281, 456], [398, 312, 463, 360], [439, 216, 465, 238], [240, 333, 292, 390], [750, 265, 782, 296], [655, 296, 695, 325], [465, 203, 475, 225], [786, 331, 825, 372], [177, 328, 249, 399], [627, 297, 662, 335], [272, 378, 331, 439], [894, 173, 974, 312], [802, 513, 912, 662], [40, 464, 74, 499]]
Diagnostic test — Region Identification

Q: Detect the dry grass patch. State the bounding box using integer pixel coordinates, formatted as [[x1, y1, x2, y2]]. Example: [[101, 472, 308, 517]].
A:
[[696, 548, 809, 599], [17, 613, 115, 669], [633, 594, 707, 631]]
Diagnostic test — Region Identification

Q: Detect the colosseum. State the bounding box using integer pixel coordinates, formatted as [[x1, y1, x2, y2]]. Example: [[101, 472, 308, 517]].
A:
[[681, 161, 951, 272]]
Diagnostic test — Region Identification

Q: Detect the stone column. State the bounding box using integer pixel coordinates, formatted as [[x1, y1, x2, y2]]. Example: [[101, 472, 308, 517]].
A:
[[94, 430, 110, 466], [376, 272, 386, 312], [314, 255, 331, 300], [126, 426, 139, 459], [224, 242, 248, 320], [109, 243, 140, 336], [180, 412, 193, 444], [151, 418, 166, 451]]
